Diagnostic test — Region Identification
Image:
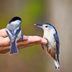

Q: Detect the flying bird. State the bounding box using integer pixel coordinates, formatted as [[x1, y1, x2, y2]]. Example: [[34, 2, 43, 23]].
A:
[[35, 23, 60, 69], [5, 16, 23, 54]]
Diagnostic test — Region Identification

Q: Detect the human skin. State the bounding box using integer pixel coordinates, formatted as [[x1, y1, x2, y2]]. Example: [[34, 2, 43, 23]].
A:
[[0, 28, 47, 54]]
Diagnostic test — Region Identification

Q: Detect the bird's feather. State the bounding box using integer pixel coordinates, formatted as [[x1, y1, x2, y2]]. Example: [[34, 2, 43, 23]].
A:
[[10, 40, 18, 54], [54, 31, 60, 62]]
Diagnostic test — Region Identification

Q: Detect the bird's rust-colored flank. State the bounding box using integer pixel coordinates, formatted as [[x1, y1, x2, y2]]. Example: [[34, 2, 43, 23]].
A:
[[47, 47, 56, 60]]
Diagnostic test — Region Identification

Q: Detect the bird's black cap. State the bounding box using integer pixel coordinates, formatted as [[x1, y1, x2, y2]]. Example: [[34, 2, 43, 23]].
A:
[[9, 16, 22, 23]]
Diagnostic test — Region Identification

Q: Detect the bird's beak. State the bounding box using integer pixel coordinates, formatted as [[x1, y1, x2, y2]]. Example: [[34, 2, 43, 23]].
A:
[[34, 24, 43, 28]]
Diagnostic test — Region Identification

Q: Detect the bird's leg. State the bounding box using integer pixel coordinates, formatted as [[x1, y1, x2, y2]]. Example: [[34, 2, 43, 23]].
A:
[[20, 31, 24, 40]]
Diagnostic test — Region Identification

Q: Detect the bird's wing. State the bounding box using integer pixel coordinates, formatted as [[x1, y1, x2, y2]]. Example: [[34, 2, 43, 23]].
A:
[[54, 32, 60, 62], [54, 32, 59, 52], [5, 28, 13, 39]]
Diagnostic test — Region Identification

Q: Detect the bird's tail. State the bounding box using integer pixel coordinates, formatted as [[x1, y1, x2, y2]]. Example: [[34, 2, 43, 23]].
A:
[[10, 40, 18, 54], [54, 60, 60, 69], [54, 51, 60, 69]]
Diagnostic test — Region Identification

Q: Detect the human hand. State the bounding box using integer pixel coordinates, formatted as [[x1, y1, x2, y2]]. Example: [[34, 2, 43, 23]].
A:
[[0, 28, 47, 54]]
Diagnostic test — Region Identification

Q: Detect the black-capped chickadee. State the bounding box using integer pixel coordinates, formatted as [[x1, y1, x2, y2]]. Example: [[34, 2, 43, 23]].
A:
[[5, 16, 23, 54]]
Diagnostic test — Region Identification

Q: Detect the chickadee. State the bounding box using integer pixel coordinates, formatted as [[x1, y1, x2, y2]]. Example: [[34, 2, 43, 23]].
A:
[[35, 23, 60, 69], [5, 16, 23, 54]]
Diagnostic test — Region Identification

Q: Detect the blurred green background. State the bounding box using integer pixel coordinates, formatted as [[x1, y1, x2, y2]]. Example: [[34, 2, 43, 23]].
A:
[[0, 0, 72, 72]]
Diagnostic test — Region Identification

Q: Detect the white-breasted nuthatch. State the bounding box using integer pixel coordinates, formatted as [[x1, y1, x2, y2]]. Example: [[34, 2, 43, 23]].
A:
[[35, 23, 60, 69], [5, 16, 23, 54]]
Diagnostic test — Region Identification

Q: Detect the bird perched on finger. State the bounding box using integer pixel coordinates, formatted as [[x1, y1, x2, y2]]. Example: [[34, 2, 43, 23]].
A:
[[34, 23, 60, 69], [5, 16, 23, 54]]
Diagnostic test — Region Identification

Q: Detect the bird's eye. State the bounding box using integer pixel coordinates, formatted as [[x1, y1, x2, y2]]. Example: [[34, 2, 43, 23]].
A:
[[45, 26, 48, 28]]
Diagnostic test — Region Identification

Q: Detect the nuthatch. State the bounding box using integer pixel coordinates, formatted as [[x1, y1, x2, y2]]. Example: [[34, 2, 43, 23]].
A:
[[5, 16, 23, 54], [35, 23, 60, 69]]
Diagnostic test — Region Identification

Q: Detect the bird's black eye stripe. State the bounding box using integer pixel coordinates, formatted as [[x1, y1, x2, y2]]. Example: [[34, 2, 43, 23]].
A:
[[45, 26, 48, 28]]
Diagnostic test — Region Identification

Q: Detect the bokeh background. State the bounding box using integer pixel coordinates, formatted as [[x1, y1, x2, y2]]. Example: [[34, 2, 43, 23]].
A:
[[0, 0, 72, 72]]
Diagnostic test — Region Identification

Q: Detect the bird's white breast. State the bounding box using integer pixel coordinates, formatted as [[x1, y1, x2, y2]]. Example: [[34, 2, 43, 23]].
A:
[[43, 30, 56, 48]]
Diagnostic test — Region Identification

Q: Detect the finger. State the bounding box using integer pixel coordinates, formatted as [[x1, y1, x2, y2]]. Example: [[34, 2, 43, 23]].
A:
[[0, 28, 8, 37]]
